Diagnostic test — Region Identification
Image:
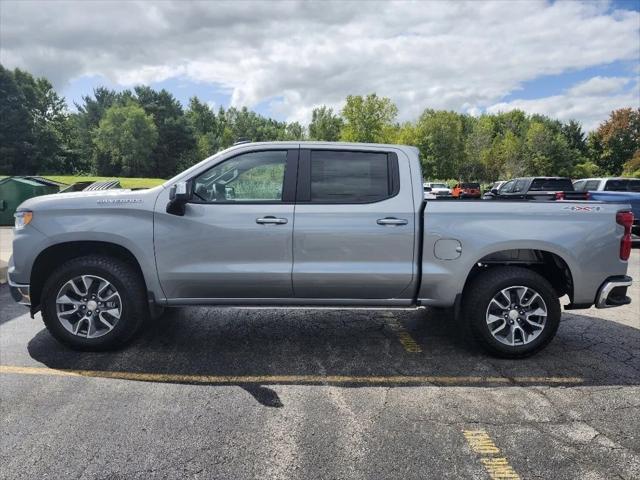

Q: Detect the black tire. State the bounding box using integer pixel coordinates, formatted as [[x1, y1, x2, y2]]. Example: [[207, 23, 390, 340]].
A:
[[462, 266, 561, 358], [41, 255, 149, 351]]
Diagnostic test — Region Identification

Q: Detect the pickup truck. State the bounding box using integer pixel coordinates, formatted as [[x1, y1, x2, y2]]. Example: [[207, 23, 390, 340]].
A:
[[573, 178, 640, 236], [484, 177, 589, 201], [8, 142, 635, 358]]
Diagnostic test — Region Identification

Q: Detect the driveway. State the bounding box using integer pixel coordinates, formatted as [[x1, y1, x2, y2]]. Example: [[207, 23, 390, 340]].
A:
[[0, 252, 638, 479]]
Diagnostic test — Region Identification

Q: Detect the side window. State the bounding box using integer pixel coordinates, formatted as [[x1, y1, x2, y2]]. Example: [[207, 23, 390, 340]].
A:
[[512, 179, 527, 193], [573, 180, 586, 192], [193, 150, 287, 203], [585, 180, 601, 191], [499, 180, 515, 193], [308, 150, 397, 203]]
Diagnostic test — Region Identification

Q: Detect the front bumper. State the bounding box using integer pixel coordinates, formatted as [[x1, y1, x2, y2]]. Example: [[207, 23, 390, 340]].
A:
[[595, 276, 632, 309], [8, 276, 31, 306]]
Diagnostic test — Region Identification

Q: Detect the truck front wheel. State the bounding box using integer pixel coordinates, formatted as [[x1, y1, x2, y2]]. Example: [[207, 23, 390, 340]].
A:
[[41, 255, 148, 350], [462, 266, 561, 358]]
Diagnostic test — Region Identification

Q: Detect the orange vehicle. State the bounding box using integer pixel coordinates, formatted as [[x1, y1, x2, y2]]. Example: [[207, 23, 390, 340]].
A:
[[452, 182, 481, 199]]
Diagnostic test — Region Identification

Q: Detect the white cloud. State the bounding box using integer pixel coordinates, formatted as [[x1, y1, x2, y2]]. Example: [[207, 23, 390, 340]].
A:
[[1, 0, 638, 127], [567, 76, 632, 97], [487, 76, 639, 130]]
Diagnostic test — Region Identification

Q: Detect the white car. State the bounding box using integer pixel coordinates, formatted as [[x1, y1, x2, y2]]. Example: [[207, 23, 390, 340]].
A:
[[423, 182, 452, 198], [573, 177, 640, 192]]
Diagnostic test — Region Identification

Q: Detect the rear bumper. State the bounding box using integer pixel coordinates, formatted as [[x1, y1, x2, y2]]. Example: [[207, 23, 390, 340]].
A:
[[595, 275, 632, 309]]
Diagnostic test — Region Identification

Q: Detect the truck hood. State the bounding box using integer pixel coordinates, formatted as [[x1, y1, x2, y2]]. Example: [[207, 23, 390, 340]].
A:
[[17, 186, 163, 212]]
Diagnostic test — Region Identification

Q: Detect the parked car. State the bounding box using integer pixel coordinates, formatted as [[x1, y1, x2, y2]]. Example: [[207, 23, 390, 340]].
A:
[[452, 182, 481, 199], [573, 178, 640, 238], [573, 177, 640, 193], [9, 142, 634, 358], [423, 185, 437, 200], [423, 182, 452, 197], [482, 181, 506, 199], [484, 177, 589, 201]]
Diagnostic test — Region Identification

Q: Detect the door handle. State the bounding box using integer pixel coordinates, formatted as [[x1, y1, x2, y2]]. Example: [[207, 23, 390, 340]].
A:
[[256, 216, 288, 225], [377, 217, 408, 226]]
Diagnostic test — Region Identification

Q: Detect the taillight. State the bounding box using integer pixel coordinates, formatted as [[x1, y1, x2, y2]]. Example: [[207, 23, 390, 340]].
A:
[[616, 211, 634, 261], [555, 192, 565, 200]]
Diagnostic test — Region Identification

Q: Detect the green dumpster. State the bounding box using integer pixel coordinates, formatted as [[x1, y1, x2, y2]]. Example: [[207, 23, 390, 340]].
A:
[[0, 177, 61, 226]]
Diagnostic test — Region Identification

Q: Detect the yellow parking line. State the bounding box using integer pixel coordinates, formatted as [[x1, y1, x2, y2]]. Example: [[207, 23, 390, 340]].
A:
[[383, 312, 423, 353], [0, 365, 583, 386], [463, 429, 521, 479]]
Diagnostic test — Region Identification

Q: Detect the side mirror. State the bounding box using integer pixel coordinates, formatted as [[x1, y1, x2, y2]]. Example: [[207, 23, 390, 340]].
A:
[[167, 181, 192, 216], [491, 188, 499, 195]]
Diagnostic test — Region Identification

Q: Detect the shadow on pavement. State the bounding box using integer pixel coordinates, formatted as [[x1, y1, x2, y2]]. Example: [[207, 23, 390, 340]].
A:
[[23, 303, 640, 405]]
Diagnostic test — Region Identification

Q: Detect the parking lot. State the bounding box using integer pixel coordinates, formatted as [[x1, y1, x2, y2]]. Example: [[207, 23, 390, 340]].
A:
[[0, 251, 638, 479]]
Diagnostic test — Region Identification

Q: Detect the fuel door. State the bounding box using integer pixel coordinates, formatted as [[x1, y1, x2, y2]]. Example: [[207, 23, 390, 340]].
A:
[[434, 238, 462, 260]]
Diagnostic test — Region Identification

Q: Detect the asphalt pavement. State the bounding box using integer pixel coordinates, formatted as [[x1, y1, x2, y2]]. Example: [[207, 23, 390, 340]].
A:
[[1, 253, 639, 479]]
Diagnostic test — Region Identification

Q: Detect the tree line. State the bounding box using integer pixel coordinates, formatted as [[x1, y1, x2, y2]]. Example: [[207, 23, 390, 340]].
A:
[[1, 64, 638, 180]]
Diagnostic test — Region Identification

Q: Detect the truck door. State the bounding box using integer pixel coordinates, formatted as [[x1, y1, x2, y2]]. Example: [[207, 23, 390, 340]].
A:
[[154, 148, 298, 300], [292, 148, 415, 300]]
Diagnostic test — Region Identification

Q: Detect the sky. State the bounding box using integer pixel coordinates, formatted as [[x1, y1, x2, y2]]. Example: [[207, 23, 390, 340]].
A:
[[1, 0, 639, 130]]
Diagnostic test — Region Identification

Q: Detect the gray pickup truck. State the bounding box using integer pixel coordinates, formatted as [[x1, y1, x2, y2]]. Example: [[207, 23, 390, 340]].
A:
[[8, 142, 635, 357]]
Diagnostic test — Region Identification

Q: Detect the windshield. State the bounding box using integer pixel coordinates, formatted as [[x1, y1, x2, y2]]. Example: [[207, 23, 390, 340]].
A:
[[431, 183, 447, 188]]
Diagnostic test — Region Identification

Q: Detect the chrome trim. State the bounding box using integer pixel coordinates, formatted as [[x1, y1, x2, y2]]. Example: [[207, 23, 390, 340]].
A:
[[8, 277, 31, 306], [596, 277, 632, 308]]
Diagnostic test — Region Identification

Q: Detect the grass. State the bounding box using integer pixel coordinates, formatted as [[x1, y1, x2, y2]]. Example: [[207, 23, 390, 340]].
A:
[[42, 176, 166, 189]]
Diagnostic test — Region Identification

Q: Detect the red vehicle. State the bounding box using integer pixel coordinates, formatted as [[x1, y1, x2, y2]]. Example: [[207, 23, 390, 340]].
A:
[[452, 182, 481, 199]]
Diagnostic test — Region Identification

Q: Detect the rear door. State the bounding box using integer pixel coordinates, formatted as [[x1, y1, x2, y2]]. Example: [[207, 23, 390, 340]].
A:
[[292, 148, 415, 300]]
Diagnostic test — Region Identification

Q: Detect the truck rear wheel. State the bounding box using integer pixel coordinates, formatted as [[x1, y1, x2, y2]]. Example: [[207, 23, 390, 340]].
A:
[[462, 266, 561, 358], [41, 255, 148, 350]]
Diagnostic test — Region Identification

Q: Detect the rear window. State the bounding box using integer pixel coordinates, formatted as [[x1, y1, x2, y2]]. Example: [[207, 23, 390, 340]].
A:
[[461, 182, 480, 188], [529, 178, 573, 191], [309, 150, 394, 202], [604, 179, 640, 192]]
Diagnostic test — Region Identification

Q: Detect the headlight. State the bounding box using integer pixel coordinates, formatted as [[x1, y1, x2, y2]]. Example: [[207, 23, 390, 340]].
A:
[[14, 210, 33, 230]]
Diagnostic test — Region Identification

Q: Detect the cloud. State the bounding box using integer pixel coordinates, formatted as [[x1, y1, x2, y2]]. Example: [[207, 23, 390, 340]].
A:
[[487, 76, 639, 130], [1, 0, 638, 127]]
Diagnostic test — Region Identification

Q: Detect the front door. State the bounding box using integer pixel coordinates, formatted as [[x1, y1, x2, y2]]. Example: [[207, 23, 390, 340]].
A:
[[155, 148, 298, 300], [292, 148, 416, 300]]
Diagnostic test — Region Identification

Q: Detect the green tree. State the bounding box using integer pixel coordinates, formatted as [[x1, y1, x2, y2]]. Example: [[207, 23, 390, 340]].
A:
[[92, 103, 159, 176], [494, 131, 525, 178], [561, 119, 587, 155], [184, 98, 225, 164], [340, 94, 398, 143], [413, 109, 466, 179], [464, 115, 497, 181], [621, 151, 640, 178], [573, 160, 600, 178], [590, 108, 640, 175], [282, 121, 305, 140], [308, 106, 343, 141], [71, 87, 125, 174], [0, 66, 69, 175], [134, 86, 195, 178], [12, 68, 68, 173], [0, 65, 33, 174]]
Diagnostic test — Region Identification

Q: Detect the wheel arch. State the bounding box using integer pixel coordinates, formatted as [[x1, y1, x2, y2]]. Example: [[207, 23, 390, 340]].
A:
[[30, 241, 150, 313], [461, 248, 574, 303]]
